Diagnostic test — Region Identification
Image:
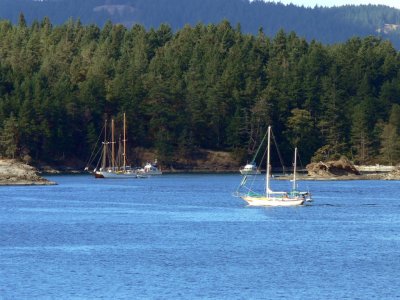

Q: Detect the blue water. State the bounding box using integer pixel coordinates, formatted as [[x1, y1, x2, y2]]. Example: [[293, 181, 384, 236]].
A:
[[1, 175, 400, 299]]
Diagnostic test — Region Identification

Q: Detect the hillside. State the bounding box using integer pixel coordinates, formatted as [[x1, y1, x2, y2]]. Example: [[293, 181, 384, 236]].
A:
[[1, 19, 400, 166], [1, 0, 400, 47]]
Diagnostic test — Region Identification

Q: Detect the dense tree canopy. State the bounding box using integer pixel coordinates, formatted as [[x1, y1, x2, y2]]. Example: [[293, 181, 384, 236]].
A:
[[0, 18, 400, 167], [1, 0, 400, 48]]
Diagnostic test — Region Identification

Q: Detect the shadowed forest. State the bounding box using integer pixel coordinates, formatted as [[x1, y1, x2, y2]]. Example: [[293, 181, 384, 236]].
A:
[[1, 17, 400, 167]]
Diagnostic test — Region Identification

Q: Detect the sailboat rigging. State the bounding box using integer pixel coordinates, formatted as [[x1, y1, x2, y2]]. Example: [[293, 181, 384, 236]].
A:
[[235, 126, 312, 206], [239, 132, 267, 175], [86, 113, 144, 179], [289, 147, 312, 202]]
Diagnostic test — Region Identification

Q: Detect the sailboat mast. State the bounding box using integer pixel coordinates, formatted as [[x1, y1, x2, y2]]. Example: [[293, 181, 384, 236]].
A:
[[111, 118, 115, 170], [102, 119, 107, 170], [123, 113, 126, 171], [293, 147, 297, 191], [266, 126, 271, 197]]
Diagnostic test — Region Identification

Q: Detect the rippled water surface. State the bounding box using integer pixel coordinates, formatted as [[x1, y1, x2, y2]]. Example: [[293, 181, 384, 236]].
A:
[[1, 174, 400, 299]]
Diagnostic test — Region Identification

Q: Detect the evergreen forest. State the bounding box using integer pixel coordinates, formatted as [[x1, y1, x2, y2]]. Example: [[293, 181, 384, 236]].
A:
[[1, 17, 400, 167], [1, 0, 400, 48]]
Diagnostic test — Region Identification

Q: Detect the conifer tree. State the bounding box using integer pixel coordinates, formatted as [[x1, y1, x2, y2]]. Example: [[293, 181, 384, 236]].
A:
[[1, 114, 19, 158]]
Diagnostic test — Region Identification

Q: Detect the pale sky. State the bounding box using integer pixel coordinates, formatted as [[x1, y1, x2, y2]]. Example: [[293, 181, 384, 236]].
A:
[[263, 0, 400, 9]]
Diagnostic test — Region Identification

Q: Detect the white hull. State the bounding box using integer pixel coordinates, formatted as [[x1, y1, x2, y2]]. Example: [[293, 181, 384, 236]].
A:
[[96, 171, 138, 178], [240, 170, 261, 175], [137, 170, 162, 176], [239, 163, 260, 175], [241, 195, 305, 206]]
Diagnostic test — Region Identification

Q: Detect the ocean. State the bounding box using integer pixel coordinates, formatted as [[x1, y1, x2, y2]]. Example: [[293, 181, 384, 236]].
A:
[[1, 174, 399, 299]]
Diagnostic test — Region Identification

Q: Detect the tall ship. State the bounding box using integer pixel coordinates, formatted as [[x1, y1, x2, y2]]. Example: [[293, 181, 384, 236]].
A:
[[86, 113, 142, 179]]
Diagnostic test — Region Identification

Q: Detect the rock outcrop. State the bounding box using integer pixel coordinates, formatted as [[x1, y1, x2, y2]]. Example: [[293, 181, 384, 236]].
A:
[[382, 166, 400, 180], [306, 157, 361, 178], [0, 159, 56, 185]]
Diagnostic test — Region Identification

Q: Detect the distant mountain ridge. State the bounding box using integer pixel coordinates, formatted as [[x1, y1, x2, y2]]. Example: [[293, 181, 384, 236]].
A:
[[1, 0, 400, 47]]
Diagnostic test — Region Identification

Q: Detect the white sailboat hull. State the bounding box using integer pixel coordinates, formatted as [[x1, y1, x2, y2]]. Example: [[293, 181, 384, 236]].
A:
[[96, 171, 138, 178], [241, 195, 305, 207]]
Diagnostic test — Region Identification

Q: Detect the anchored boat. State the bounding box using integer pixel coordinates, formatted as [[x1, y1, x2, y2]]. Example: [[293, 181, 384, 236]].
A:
[[239, 162, 261, 175], [137, 160, 162, 176], [235, 126, 311, 206], [86, 113, 144, 179]]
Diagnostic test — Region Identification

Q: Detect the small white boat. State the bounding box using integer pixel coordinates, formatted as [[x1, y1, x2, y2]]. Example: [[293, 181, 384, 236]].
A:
[[137, 160, 162, 176], [239, 162, 261, 175]]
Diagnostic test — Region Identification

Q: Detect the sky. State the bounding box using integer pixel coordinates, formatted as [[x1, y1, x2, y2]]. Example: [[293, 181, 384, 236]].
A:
[[263, 1, 400, 9]]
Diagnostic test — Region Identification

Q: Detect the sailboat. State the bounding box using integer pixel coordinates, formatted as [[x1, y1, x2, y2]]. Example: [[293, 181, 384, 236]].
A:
[[89, 113, 141, 179], [236, 126, 309, 206]]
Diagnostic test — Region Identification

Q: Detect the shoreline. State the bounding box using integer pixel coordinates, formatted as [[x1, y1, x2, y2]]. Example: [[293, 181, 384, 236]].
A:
[[0, 159, 57, 186], [41, 169, 399, 181], [2, 157, 398, 185], [0, 181, 56, 186], [3, 172, 399, 184]]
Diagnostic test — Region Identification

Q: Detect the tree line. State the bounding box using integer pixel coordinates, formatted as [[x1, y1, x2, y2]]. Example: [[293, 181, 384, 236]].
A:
[[1, 0, 400, 48], [1, 17, 400, 167]]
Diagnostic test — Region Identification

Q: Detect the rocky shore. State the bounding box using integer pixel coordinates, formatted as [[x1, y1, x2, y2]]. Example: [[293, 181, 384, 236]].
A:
[[381, 166, 400, 180], [303, 157, 400, 180], [0, 159, 56, 185]]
